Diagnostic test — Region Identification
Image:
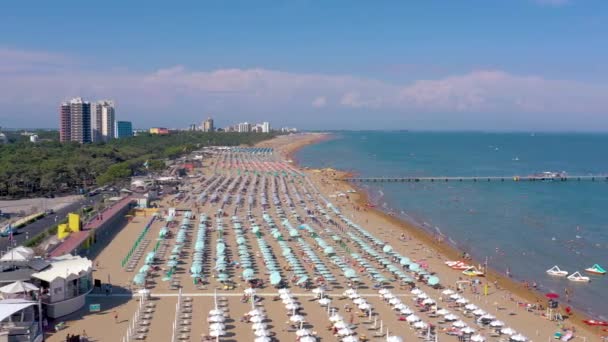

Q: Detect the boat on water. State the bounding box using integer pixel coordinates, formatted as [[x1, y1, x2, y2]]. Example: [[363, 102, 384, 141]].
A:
[[567, 271, 590, 282], [584, 264, 606, 275], [462, 267, 485, 277], [546, 265, 568, 277]]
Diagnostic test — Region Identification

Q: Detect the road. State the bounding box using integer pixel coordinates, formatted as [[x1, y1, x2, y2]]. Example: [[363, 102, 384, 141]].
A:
[[0, 194, 103, 252]]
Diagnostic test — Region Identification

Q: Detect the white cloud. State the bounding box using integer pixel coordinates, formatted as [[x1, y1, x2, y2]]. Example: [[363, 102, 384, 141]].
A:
[[312, 96, 327, 108], [0, 47, 607, 129]]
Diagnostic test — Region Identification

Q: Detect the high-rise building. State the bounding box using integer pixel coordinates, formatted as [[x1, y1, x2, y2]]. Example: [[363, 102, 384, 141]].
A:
[[262, 122, 270, 133], [202, 117, 214, 132], [90, 102, 102, 142], [69, 97, 91, 144], [115, 121, 133, 138], [59, 102, 71, 142], [237, 122, 251, 133], [99, 100, 115, 141]]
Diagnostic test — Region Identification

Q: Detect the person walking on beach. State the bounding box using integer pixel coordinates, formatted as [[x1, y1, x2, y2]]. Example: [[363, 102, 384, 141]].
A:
[[113, 311, 119, 323]]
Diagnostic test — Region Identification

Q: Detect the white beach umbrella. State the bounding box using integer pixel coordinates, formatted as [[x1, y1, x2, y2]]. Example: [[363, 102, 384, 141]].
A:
[[342, 336, 359, 342], [290, 315, 304, 323], [461, 327, 476, 334], [358, 303, 371, 310], [382, 293, 394, 299], [437, 308, 450, 315], [209, 309, 224, 315], [400, 307, 413, 315], [456, 298, 469, 304], [450, 293, 462, 300], [250, 315, 264, 323], [300, 336, 316, 342], [330, 314, 343, 322], [416, 293, 429, 300], [387, 337, 403, 342], [471, 334, 486, 342], [333, 321, 348, 329], [312, 288, 324, 294], [296, 329, 311, 337], [511, 334, 527, 342], [249, 309, 264, 316], [413, 321, 428, 329], [208, 315, 225, 323], [245, 288, 256, 295], [480, 314, 496, 320], [338, 328, 354, 336], [442, 289, 455, 295], [394, 303, 407, 310], [406, 314, 420, 322], [389, 298, 401, 305], [344, 288, 356, 295], [452, 320, 467, 328], [422, 298, 435, 305], [353, 297, 365, 305], [411, 288, 423, 295], [254, 337, 271, 342], [254, 329, 270, 337], [209, 323, 225, 331], [278, 288, 291, 295], [501, 327, 516, 336], [348, 293, 360, 299], [251, 323, 267, 330], [379, 288, 390, 295], [473, 309, 486, 316], [490, 320, 505, 327], [444, 313, 459, 321], [465, 304, 479, 311], [209, 329, 225, 337], [318, 298, 331, 306]]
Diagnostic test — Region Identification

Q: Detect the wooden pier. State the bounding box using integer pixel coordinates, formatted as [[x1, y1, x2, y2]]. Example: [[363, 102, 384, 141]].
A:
[[343, 175, 608, 183]]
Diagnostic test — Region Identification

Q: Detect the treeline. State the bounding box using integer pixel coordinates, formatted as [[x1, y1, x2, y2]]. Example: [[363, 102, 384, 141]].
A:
[[0, 131, 277, 199]]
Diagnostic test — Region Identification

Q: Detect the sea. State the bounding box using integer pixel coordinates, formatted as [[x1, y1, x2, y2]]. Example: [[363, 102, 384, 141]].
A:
[[296, 131, 608, 319]]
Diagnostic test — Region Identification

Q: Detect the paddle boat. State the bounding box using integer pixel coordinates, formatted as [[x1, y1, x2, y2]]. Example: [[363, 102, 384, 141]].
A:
[[451, 262, 472, 270], [462, 267, 485, 277], [584, 264, 606, 275], [567, 271, 590, 282], [444, 260, 462, 267], [546, 265, 568, 277]]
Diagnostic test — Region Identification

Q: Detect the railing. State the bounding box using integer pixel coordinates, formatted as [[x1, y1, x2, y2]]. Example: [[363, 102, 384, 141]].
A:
[[121, 216, 155, 268]]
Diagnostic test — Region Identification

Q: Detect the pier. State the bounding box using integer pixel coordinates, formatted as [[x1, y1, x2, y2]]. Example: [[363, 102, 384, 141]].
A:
[[343, 175, 608, 183]]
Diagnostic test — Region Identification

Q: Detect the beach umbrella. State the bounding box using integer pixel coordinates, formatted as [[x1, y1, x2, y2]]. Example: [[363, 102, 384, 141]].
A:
[[437, 309, 450, 315], [452, 320, 467, 328], [243, 268, 254, 279], [511, 334, 527, 342], [409, 263, 420, 271], [290, 315, 304, 323], [209, 330, 225, 337], [296, 329, 311, 337], [269, 272, 281, 285], [209, 323, 225, 331], [251, 322, 267, 330], [323, 246, 335, 255], [383, 245, 393, 253], [296, 276, 308, 285], [330, 314, 343, 322], [462, 327, 476, 334], [254, 337, 271, 342], [300, 336, 316, 342], [413, 321, 428, 329], [209, 309, 223, 316], [545, 292, 559, 299], [319, 298, 330, 306], [254, 329, 270, 337], [400, 307, 413, 315], [250, 315, 264, 323], [411, 288, 423, 295], [406, 315, 420, 323], [133, 273, 145, 285], [442, 289, 455, 295], [471, 334, 486, 342], [387, 337, 404, 342], [473, 309, 486, 316], [501, 328, 516, 336], [490, 320, 505, 327], [444, 314, 459, 321], [208, 315, 225, 323], [338, 328, 354, 336], [343, 268, 356, 278], [138, 265, 150, 274], [465, 304, 479, 311], [427, 276, 440, 286]]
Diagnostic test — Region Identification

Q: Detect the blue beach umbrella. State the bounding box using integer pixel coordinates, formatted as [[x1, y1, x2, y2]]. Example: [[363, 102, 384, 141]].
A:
[[242, 268, 254, 279], [427, 276, 440, 286], [133, 273, 146, 285], [409, 263, 420, 272], [383, 245, 393, 253], [344, 268, 356, 278], [400, 257, 411, 266], [269, 272, 281, 285]]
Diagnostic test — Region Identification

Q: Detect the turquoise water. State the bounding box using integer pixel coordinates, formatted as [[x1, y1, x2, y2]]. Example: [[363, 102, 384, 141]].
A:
[[296, 131, 608, 318]]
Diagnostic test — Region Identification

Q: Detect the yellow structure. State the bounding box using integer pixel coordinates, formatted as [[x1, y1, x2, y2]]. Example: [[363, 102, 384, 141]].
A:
[[57, 224, 70, 240], [68, 213, 81, 232]]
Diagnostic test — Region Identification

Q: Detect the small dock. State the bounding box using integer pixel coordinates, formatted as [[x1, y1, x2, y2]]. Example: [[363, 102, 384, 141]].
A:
[[343, 175, 608, 183]]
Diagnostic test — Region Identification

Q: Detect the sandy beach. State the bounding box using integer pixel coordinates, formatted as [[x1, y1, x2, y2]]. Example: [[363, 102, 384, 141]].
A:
[[46, 133, 603, 342]]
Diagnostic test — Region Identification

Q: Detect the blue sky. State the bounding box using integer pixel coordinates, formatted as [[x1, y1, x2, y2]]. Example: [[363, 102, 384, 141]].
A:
[[1, 0, 607, 130]]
